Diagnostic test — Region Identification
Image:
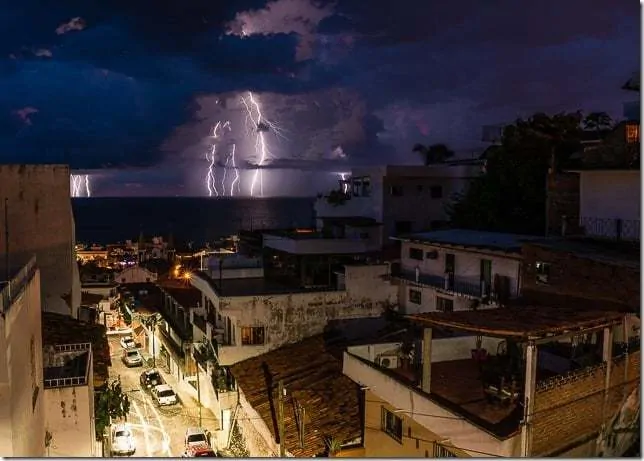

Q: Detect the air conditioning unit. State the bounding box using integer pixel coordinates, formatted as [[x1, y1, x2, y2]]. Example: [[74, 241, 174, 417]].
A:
[[376, 354, 399, 369]]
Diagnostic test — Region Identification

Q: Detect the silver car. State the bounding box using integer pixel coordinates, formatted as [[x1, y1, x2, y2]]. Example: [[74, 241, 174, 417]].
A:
[[122, 349, 143, 367], [111, 424, 136, 456]]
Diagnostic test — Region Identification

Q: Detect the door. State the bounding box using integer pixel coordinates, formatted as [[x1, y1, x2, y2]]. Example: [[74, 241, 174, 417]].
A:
[[444, 254, 455, 290], [480, 259, 492, 297]]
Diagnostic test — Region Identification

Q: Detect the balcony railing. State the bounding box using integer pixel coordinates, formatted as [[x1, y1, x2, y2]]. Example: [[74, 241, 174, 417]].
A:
[[390, 267, 483, 298], [562, 216, 640, 241], [0, 256, 37, 314]]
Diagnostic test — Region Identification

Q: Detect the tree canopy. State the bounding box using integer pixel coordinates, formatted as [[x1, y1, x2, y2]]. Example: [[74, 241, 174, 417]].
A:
[[94, 378, 131, 440], [447, 111, 584, 235]]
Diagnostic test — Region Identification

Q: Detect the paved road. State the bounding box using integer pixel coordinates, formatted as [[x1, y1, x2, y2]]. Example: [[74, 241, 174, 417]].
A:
[[108, 337, 219, 457]]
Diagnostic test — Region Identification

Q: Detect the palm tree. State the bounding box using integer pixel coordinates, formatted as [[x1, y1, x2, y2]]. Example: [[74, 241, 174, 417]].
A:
[[583, 112, 613, 132], [412, 143, 455, 165]]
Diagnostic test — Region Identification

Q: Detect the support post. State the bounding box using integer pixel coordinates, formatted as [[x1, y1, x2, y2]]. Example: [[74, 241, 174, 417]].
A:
[[421, 328, 432, 394], [278, 380, 286, 457], [598, 326, 614, 455], [520, 341, 538, 457]]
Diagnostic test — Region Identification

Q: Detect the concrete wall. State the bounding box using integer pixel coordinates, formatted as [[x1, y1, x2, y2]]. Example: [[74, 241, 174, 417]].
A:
[[343, 351, 520, 457], [521, 243, 640, 311], [579, 170, 640, 226], [235, 389, 278, 457], [0, 164, 79, 317], [363, 390, 466, 457], [43, 384, 94, 457], [531, 353, 640, 457], [192, 264, 395, 366], [0, 267, 45, 457]]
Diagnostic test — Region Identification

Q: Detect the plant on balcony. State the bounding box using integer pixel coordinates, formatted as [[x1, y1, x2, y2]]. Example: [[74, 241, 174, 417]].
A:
[[325, 189, 348, 207], [325, 436, 342, 457]]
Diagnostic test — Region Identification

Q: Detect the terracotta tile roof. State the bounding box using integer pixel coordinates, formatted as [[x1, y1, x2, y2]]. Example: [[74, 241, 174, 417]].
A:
[[42, 312, 111, 387], [230, 335, 362, 457], [407, 306, 625, 340]]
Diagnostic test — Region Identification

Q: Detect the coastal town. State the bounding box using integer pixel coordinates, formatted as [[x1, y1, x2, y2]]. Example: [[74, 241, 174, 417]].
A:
[[0, 73, 640, 458]]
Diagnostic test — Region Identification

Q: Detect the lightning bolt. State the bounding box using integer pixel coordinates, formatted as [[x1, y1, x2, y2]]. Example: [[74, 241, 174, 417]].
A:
[[206, 122, 221, 197], [84, 175, 91, 197], [339, 173, 350, 194], [230, 143, 240, 196], [240, 92, 270, 197]]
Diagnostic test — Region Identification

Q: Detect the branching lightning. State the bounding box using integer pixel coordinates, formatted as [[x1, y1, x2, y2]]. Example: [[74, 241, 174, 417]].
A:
[[339, 172, 350, 194], [205, 120, 239, 197], [70, 174, 91, 197]]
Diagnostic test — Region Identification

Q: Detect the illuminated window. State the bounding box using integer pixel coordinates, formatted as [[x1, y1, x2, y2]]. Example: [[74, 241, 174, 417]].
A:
[[241, 327, 265, 346], [626, 124, 640, 144], [535, 261, 551, 284]]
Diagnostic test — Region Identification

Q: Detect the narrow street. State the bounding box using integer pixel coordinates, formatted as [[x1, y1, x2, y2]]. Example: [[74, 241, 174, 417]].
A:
[[108, 336, 220, 457]]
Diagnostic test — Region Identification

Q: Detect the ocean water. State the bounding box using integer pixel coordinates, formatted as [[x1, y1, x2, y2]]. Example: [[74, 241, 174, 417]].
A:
[[72, 197, 316, 245]]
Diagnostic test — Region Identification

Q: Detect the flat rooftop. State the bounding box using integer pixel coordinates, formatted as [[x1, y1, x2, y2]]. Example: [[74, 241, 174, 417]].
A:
[[43, 344, 91, 388], [394, 229, 543, 253], [196, 271, 339, 297], [407, 306, 625, 340], [524, 238, 640, 270]]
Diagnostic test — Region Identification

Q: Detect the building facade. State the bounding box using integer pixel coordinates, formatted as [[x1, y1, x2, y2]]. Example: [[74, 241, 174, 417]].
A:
[[390, 230, 542, 314], [0, 164, 81, 317], [314, 162, 483, 245], [0, 257, 45, 457], [42, 343, 96, 457]]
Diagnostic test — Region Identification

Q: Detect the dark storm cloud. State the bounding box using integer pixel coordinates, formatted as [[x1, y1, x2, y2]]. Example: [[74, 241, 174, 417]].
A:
[[0, 0, 639, 196]]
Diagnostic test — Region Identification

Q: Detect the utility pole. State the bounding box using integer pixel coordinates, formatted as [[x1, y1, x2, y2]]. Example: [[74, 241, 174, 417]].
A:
[[278, 380, 285, 457], [195, 346, 202, 427]]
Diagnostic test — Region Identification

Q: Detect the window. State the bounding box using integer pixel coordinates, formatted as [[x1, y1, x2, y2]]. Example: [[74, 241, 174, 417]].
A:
[[626, 123, 640, 144], [416, 185, 424, 193], [381, 407, 403, 443], [409, 289, 422, 305], [430, 186, 443, 199], [241, 327, 265, 345], [360, 232, 369, 240], [361, 177, 372, 197], [536, 261, 551, 284], [409, 247, 424, 260], [444, 253, 455, 274], [436, 297, 454, 312], [390, 185, 404, 196], [433, 443, 456, 457]]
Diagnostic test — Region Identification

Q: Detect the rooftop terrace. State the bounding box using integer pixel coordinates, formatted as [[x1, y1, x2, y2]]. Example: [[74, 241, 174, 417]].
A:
[[43, 343, 91, 389], [394, 229, 543, 254], [194, 271, 340, 297]]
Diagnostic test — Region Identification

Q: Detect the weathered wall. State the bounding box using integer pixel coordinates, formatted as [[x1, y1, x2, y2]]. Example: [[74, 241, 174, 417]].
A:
[[0, 268, 45, 457], [0, 164, 79, 317], [44, 385, 94, 457], [235, 389, 278, 457], [521, 243, 639, 310], [531, 353, 640, 456]]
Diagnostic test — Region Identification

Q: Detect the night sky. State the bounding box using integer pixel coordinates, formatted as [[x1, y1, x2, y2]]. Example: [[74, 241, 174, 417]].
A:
[[1, 0, 640, 196]]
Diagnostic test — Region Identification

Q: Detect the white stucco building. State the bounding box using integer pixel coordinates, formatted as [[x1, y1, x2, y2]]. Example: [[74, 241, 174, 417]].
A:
[[314, 162, 483, 245], [390, 230, 543, 314], [43, 342, 96, 457], [0, 257, 45, 457], [575, 169, 640, 241], [115, 265, 158, 284]]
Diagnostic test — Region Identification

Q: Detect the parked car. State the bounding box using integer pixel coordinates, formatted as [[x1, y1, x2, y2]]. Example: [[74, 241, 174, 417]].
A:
[[182, 442, 218, 457], [120, 336, 136, 349], [151, 384, 178, 406], [140, 369, 164, 390], [122, 349, 143, 367], [110, 423, 136, 456], [185, 427, 211, 449]]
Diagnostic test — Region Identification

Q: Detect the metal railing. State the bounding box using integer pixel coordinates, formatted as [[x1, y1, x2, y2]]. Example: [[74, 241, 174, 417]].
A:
[[0, 256, 37, 314], [43, 343, 92, 389], [390, 267, 483, 298], [562, 216, 640, 241]]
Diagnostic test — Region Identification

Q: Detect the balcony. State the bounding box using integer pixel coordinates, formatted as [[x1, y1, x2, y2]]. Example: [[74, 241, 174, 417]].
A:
[[0, 256, 37, 314], [388, 267, 484, 298], [562, 216, 640, 242]]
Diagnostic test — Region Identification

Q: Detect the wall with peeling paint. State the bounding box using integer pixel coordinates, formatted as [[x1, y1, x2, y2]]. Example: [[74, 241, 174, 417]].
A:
[[43, 384, 94, 457]]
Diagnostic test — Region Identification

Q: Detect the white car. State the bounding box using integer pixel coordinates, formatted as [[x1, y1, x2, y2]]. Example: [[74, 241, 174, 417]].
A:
[[122, 349, 144, 367], [185, 427, 210, 449], [152, 384, 178, 406], [120, 336, 136, 349], [110, 423, 136, 456]]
